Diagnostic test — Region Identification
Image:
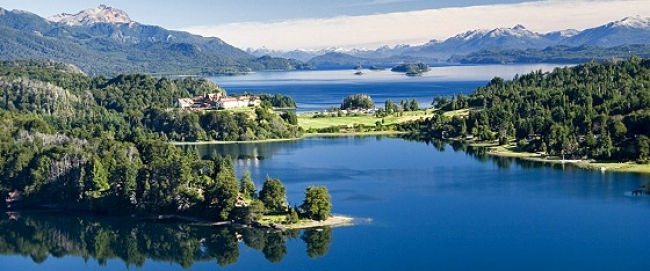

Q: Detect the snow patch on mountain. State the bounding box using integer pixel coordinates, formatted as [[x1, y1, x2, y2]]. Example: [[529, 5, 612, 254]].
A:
[[608, 16, 650, 29], [48, 5, 133, 26]]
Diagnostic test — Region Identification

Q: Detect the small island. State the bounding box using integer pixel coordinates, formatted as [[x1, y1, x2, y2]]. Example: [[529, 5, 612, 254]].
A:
[[391, 63, 431, 75]]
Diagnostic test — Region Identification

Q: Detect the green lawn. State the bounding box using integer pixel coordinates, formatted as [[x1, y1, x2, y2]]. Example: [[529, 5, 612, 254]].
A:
[[260, 214, 288, 224], [487, 143, 650, 174], [298, 110, 431, 130], [442, 108, 471, 118]]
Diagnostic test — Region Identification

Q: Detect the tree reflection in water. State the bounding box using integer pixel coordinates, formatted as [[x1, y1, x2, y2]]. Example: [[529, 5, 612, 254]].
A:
[[399, 136, 568, 171], [301, 227, 332, 258], [0, 212, 333, 268]]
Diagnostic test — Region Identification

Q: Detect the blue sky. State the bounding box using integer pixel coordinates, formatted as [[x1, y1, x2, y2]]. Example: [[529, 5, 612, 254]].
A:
[[0, 0, 536, 27], [0, 0, 648, 50]]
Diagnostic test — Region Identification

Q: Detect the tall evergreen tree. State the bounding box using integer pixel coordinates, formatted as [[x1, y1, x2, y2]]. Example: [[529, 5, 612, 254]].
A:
[[259, 177, 287, 213], [301, 186, 332, 221], [240, 169, 256, 199]]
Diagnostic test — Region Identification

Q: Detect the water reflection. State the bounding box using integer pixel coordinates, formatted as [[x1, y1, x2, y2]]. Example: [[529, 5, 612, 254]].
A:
[[182, 141, 297, 162], [402, 136, 650, 195], [0, 212, 332, 269], [184, 135, 650, 196], [401, 136, 574, 171]]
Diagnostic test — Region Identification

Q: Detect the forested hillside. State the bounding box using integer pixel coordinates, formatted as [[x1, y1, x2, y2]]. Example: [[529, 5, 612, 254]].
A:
[[401, 57, 650, 162], [0, 60, 301, 215], [450, 44, 650, 64], [0, 7, 311, 75]]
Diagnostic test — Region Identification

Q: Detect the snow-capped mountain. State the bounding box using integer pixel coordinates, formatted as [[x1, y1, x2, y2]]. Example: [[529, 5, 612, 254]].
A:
[[247, 47, 339, 62], [561, 16, 650, 47], [47, 5, 133, 26], [543, 29, 581, 42], [0, 5, 274, 75], [248, 16, 650, 64], [411, 25, 555, 58], [247, 45, 413, 62]]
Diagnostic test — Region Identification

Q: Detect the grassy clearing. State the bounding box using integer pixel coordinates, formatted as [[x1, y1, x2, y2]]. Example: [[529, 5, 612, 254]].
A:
[[442, 108, 471, 118], [298, 110, 431, 130], [486, 142, 650, 174], [225, 107, 256, 113], [487, 145, 541, 158], [574, 161, 650, 174], [260, 214, 288, 224]]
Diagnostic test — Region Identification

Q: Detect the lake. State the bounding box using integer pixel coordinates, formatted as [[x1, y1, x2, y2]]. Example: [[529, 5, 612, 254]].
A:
[[3, 137, 649, 270], [212, 64, 568, 112], [2, 65, 650, 270]]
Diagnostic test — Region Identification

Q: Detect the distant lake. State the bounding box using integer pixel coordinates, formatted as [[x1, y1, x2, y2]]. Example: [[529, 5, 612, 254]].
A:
[[4, 136, 649, 270], [212, 64, 569, 112]]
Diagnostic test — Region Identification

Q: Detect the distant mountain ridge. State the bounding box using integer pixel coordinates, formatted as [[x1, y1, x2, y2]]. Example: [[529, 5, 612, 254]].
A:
[[560, 16, 650, 47], [249, 16, 650, 65], [2, 5, 649, 70], [0, 5, 310, 75]]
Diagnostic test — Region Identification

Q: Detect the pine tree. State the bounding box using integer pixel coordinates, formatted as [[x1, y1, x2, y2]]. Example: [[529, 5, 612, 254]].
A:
[[240, 169, 256, 199]]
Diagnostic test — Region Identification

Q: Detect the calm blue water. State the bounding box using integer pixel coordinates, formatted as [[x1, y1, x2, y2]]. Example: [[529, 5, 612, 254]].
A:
[[212, 64, 566, 112], [3, 137, 650, 270], [198, 137, 650, 270], [3, 66, 650, 270]]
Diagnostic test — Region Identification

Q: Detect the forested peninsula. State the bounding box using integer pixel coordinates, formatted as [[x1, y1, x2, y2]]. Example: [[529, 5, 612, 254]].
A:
[[399, 57, 650, 166], [0, 60, 334, 225]]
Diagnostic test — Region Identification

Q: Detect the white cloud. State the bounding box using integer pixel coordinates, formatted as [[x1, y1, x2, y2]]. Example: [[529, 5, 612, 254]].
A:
[[342, 0, 418, 7], [180, 0, 650, 51]]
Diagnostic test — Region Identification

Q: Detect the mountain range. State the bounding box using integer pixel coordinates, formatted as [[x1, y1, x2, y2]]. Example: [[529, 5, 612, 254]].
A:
[[248, 16, 650, 65], [1, 5, 649, 72], [0, 5, 311, 75]]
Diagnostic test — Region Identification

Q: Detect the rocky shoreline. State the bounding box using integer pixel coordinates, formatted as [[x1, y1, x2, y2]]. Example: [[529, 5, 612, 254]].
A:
[[140, 214, 355, 230]]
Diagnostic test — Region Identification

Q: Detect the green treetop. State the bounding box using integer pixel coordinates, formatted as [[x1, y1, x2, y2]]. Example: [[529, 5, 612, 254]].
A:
[[240, 169, 256, 200], [259, 177, 287, 213], [301, 186, 332, 221], [340, 94, 374, 110]]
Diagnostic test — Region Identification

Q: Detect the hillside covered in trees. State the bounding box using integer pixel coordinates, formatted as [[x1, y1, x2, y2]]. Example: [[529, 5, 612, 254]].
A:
[[0, 60, 305, 217], [0, 6, 312, 75], [449, 45, 650, 64], [0, 60, 301, 142], [400, 57, 650, 163]]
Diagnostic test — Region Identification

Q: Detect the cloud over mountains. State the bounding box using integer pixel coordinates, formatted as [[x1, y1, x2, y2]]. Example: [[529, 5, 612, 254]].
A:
[[181, 0, 650, 50]]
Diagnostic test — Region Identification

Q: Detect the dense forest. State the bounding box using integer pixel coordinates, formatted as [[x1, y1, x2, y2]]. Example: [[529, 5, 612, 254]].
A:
[[0, 60, 307, 217], [0, 60, 302, 142], [400, 57, 650, 163]]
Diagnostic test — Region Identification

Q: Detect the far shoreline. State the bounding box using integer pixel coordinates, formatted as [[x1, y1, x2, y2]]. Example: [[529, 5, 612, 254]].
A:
[[173, 135, 650, 175], [484, 144, 650, 174], [170, 131, 407, 145]]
